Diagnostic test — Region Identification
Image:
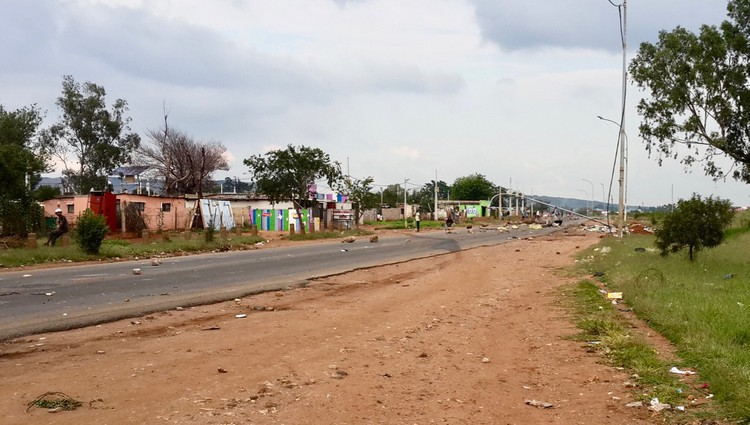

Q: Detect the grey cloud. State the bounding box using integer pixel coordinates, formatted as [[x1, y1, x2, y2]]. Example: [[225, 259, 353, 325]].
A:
[[469, 0, 731, 53]]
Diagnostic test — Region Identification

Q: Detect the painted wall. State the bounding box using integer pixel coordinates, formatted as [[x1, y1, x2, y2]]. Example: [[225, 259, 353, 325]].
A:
[[252, 208, 312, 232]]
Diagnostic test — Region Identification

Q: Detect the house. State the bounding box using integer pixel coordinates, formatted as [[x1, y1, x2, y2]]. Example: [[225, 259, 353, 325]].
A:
[[42, 192, 191, 233], [110, 165, 163, 195]]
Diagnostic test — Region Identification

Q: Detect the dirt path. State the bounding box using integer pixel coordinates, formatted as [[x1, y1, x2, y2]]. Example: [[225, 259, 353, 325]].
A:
[[0, 227, 658, 424]]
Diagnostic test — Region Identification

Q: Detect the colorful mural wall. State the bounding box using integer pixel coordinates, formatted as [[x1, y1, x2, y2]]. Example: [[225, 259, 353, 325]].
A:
[[251, 208, 312, 231]]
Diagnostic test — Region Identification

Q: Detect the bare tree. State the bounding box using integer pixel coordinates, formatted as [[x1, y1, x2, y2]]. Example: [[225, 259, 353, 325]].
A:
[[136, 112, 229, 196]]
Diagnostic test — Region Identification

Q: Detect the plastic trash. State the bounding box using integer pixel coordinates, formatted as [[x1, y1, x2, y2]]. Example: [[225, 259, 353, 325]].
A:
[[648, 397, 671, 412], [669, 366, 696, 375]]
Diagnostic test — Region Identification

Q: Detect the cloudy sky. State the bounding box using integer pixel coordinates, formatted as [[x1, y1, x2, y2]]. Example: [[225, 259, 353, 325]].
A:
[[1, 0, 747, 207]]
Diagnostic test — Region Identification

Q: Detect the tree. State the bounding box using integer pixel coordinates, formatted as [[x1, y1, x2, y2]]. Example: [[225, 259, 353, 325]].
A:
[[450, 173, 496, 201], [380, 184, 401, 208], [244, 145, 343, 233], [342, 176, 376, 227], [40, 75, 141, 193], [136, 113, 229, 196], [414, 180, 450, 215], [630, 0, 750, 183], [0, 104, 50, 236], [654, 194, 734, 260]]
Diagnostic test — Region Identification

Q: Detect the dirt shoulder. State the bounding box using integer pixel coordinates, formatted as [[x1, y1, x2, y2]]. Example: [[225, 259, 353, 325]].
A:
[[0, 227, 660, 424]]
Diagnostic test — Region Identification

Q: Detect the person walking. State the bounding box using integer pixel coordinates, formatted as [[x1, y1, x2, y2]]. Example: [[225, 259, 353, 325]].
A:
[[46, 208, 69, 247], [414, 210, 421, 232]]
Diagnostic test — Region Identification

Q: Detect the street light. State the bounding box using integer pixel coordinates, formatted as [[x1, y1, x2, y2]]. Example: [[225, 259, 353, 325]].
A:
[[582, 179, 594, 216], [577, 189, 590, 216], [604, 0, 628, 237]]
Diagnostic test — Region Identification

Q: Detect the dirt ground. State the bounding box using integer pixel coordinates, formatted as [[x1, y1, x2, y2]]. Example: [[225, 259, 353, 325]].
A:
[[0, 226, 674, 424]]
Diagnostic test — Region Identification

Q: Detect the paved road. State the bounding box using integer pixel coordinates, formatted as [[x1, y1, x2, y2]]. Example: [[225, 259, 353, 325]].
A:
[[0, 223, 576, 340]]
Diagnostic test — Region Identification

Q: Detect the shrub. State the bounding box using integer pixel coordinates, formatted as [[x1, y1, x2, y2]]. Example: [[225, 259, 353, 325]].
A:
[[654, 194, 734, 260], [75, 209, 109, 254], [204, 219, 216, 243]]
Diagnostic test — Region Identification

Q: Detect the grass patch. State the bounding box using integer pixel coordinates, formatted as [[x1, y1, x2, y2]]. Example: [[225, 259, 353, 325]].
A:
[[570, 212, 750, 421], [0, 232, 266, 268], [564, 280, 683, 406]]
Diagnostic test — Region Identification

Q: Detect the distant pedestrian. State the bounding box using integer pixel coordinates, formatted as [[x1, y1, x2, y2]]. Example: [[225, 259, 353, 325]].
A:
[[415, 210, 421, 232], [46, 208, 69, 247]]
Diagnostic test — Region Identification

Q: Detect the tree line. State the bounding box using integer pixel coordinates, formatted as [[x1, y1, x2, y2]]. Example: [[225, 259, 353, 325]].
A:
[[0, 74, 511, 237]]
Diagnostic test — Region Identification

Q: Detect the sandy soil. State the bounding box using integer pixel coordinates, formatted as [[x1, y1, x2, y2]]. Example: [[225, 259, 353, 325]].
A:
[[0, 227, 672, 424]]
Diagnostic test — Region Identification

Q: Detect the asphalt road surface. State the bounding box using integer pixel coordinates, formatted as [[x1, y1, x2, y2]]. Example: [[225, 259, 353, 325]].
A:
[[0, 223, 576, 340]]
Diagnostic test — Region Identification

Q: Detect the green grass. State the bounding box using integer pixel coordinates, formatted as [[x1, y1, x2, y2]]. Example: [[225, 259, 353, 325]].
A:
[[563, 280, 684, 407], [571, 210, 750, 421], [0, 231, 266, 268]]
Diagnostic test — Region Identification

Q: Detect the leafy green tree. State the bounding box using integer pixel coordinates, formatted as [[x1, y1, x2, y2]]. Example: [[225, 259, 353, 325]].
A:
[[0, 104, 50, 236], [630, 0, 750, 183], [380, 184, 401, 208], [32, 185, 62, 202], [414, 180, 450, 216], [450, 173, 496, 201], [654, 194, 734, 260], [343, 176, 375, 227], [40, 75, 141, 193], [244, 145, 343, 233]]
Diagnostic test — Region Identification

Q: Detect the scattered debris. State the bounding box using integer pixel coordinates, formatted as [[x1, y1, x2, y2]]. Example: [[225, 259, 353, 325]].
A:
[[647, 397, 671, 412], [26, 391, 82, 413], [625, 401, 643, 408], [202, 326, 221, 331], [629, 223, 654, 235], [592, 271, 605, 277], [634, 247, 646, 252], [724, 273, 737, 280], [525, 399, 554, 409], [331, 370, 348, 379], [218, 367, 228, 373], [669, 366, 696, 375], [132, 268, 141, 275], [151, 259, 161, 266], [235, 314, 247, 319], [369, 235, 379, 243], [341, 236, 356, 243], [606, 292, 623, 300], [482, 357, 490, 363]]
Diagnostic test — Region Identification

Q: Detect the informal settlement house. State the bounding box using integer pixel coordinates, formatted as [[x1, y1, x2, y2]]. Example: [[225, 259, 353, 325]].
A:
[[40, 170, 355, 233]]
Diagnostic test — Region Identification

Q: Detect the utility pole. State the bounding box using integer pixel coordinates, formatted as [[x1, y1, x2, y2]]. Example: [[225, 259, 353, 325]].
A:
[[617, 0, 627, 236], [434, 170, 438, 221], [403, 178, 409, 229]]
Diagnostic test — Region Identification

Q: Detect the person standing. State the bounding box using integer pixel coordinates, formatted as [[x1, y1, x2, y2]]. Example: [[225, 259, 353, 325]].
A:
[[414, 210, 421, 232], [46, 208, 69, 247]]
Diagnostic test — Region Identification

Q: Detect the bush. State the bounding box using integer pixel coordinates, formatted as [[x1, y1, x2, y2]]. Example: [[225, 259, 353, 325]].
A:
[[75, 209, 109, 254], [654, 194, 734, 260]]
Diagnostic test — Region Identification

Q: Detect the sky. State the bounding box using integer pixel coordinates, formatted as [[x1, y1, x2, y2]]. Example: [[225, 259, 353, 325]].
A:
[[1, 0, 748, 207]]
